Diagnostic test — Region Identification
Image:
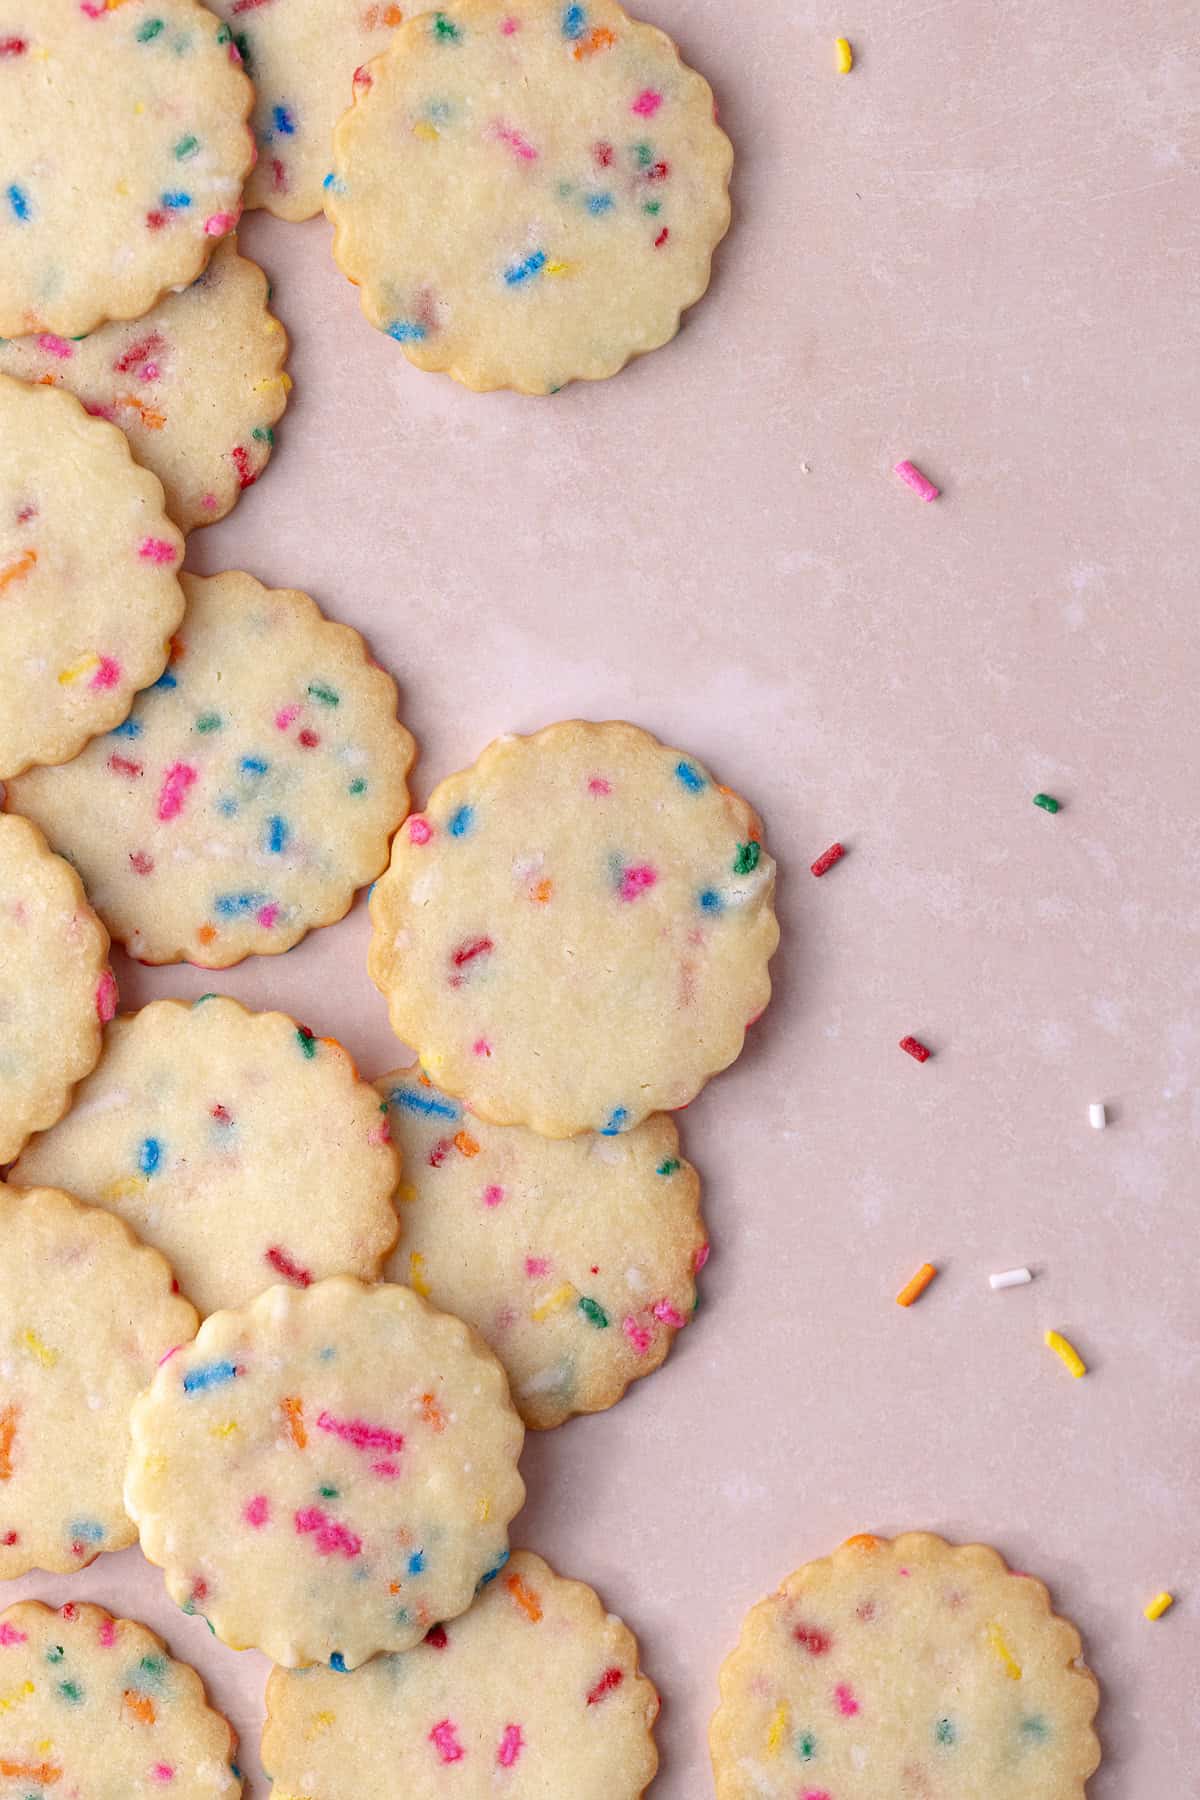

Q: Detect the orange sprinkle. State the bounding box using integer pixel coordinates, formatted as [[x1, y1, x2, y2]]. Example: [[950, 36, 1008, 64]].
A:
[[0, 1763, 61, 1784], [532, 878, 553, 904], [896, 1263, 937, 1307], [282, 1395, 307, 1449], [116, 392, 166, 431], [0, 1405, 17, 1481], [843, 1533, 881, 1553], [0, 548, 37, 594], [453, 1130, 480, 1158], [123, 1690, 156, 1725], [418, 1070, 433, 1088], [420, 1392, 446, 1433], [573, 24, 615, 57], [196, 923, 217, 946], [505, 1570, 543, 1622]]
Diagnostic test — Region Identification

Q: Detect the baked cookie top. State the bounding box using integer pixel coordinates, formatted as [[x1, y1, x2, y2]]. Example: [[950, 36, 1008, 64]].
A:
[[369, 720, 778, 1137], [0, 374, 185, 779], [7, 570, 415, 966], [379, 1070, 706, 1428], [262, 1549, 659, 1798], [710, 1532, 1102, 1800], [0, 0, 254, 338], [326, 0, 732, 392], [0, 1182, 198, 1579], [126, 1277, 526, 1668]]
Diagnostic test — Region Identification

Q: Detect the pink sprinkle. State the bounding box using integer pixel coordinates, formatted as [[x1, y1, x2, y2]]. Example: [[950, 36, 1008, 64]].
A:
[[138, 536, 177, 565], [368, 1121, 391, 1148], [653, 1299, 686, 1328], [140, 363, 160, 383], [430, 1719, 465, 1764], [623, 1316, 652, 1355], [893, 459, 941, 502], [500, 13, 520, 30], [0, 1623, 28, 1646], [694, 1243, 710, 1272], [201, 493, 219, 512], [256, 903, 280, 929], [156, 761, 198, 823], [632, 88, 663, 116], [408, 815, 433, 844], [491, 120, 539, 161], [95, 968, 118, 1023], [587, 776, 612, 795], [473, 1037, 492, 1057], [483, 1184, 505, 1208], [204, 210, 237, 237], [98, 1617, 117, 1647], [36, 333, 73, 359], [294, 1506, 363, 1559], [275, 704, 300, 731], [834, 1682, 860, 1716], [525, 1257, 550, 1278], [157, 1343, 182, 1367], [243, 1494, 270, 1529], [372, 1459, 401, 1479], [802, 1792, 833, 1800], [316, 1410, 405, 1454], [497, 1724, 524, 1768], [618, 863, 657, 902], [151, 1767, 175, 1785], [89, 655, 121, 690]]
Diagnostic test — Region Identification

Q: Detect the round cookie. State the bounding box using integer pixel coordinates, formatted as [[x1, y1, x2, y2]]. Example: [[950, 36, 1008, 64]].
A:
[[6, 570, 416, 967], [209, 0, 405, 221], [126, 1276, 526, 1669], [0, 812, 116, 1166], [378, 1069, 707, 1429], [0, 239, 291, 532], [368, 720, 779, 1138], [11, 996, 400, 1316], [262, 1549, 659, 1797], [0, 1182, 198, 1579], [0, 374, 185, 780], [709, 1532, 1102, 1800], [0, 0, 254, 339], [0, 1599, 241, 1797], [325, 0, 733, 393]]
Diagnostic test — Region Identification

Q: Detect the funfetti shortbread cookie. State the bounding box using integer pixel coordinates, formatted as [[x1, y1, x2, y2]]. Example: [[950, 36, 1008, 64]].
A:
[[209, 0, 404, 221], [126, 1276, 526, 1669], [0, 0, 254, 340], [0, 1599, 241, 1797], [0, 1182, 198, 1579], [379, 1070, 707, 1428], [369, 720, 778, 1138], [0, 375, 185, 780], [0, 812, 116, 1166], [710, 1532, 1102, 1800], [12, 996, 400, 1316], [0, 240, 290, 532], [262, 1549, 659, 1797], [7, 571, 416, 966], [325, 0, 733, 393]]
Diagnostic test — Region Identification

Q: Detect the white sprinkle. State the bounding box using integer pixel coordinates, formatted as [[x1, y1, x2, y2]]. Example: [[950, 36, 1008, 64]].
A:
[[1089, 1102, 1107, 1129], [989, 1267, 1033, 1290]]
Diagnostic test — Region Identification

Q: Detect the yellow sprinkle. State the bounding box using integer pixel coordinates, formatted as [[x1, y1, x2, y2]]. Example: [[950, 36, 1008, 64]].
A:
[[141, 1453, 168, 1478], [987, 1621, 1022, 1680], [1144, 1590, 1175, 1621], [766, 1701, 789, 1754], [0, 1681, 35, 1713], [409, 1251, 430, 1298], [57, 653, 100, 686], [21, 1329, 57, 1368], [210, 1420, 239, 1439], [103, 1175, 148, 1202], [396, 1181, 418, 1204], [305, 1710, 336, 1739], [134, 102, 145, 115], [412, 120, 440, 141], [544, 260, 577, 276], [531, 1282, 576, 1322], [835, 36, 854, 73], [421, 1050, 446, 1076], [1044, 1328, 1087, 1379], [253, 373, 293, 394], [477, 1495, 491, 1522]]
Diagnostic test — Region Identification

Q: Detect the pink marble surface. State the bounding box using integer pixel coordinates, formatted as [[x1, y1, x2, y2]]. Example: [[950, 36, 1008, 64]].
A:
[[5, 0, 1199, 1791]]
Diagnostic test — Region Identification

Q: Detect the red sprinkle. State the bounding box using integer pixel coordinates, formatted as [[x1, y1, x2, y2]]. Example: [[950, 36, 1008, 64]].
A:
[[231, 444, 256, 488], [452, 936, 494, 969], [586, 1666, 624, 1706], [266, 1245, 313, 1287], [353, 63, 373, 88], [114, 332, 164, 374], [211, 1104, 232, 1125], [108, 754, 144, 779], [0, 36, 28, 56], [270, 157, 287, 193], [298, 728, 319, 749], [810, 842, 845, 878], [425, 1623, 449, 1649], [593, 140, 614, 167], [654, 227, 670, 248], [145, 210, 168, 232], [899, 1036, 932, 1063], [129, 851, 154, 875], [793, 1623, 832, 1656]]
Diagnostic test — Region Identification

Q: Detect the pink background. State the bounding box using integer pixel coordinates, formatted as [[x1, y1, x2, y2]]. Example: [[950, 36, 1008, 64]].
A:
[[6, 0, 1199, 1791]]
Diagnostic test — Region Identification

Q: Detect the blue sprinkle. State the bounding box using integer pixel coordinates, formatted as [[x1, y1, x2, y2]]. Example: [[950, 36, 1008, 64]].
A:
[[153, 669, 177, 691], [561, 4, 587, 38], [160, 190, 191, 208], [138, 1136, 163, 1176], [217, 793, 239, 818], [323, 171, 346, 195], [675, 760, 706, 792], [601, 1106, 630, 1136], [69, 1518, 105, 1543], [214, 891, 266, 917], [265, 815, 288, 854], [586, 191, 615, 215], [240, 755, 268, 777], [448, 804, 474, 837], [699, 888, 723, 911], [272, 104, 296, 135], [230, 1767, 242, 1782], [387, 319, 427, 342], [503, 249, 546, 287], [408, 1549, 426, 1575], [389, 1086, 459, 1121], [477, 1548, 510, 1589], [6, 184, 31, 222], [318, 1345, 337, 1362], [183, 1360, 239, 1394], [329, 1652, 348, 1672], [109, 716, 143, 739]]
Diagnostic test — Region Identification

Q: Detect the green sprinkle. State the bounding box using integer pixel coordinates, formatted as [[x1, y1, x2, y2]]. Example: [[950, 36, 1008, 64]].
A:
[[308, 681, 340, 707], [656, 1157, 680, 1176], [140, 1655, 167, 1682], [1032, 793, 1060, 813], [1021, 1715, 1050, 1743], [433, 12, 461, 39], [181, 1600, 196, 1616], [195, 712, 222, 734], [137, 18, 165, 42], [194, 993, 218, 1004], [174, 134, 199, 160], [635, 141, 652, 166], [252, 426, 275, 445], [643, 200, 662, 215], [215, 22, 231, 43], [57, 1679, 84, 1704], [935, 1717, 956, 1746], [578, 1296, 609, 1329], [319, 1484, 339, 1499], [45, 1645, 64, 1664], [296, 1026, 316, 1059], [733, 840, 761, 875], [233, 30, 252, 68], [795, 1730, 817, 1761], [348, 777, 368, 796]]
